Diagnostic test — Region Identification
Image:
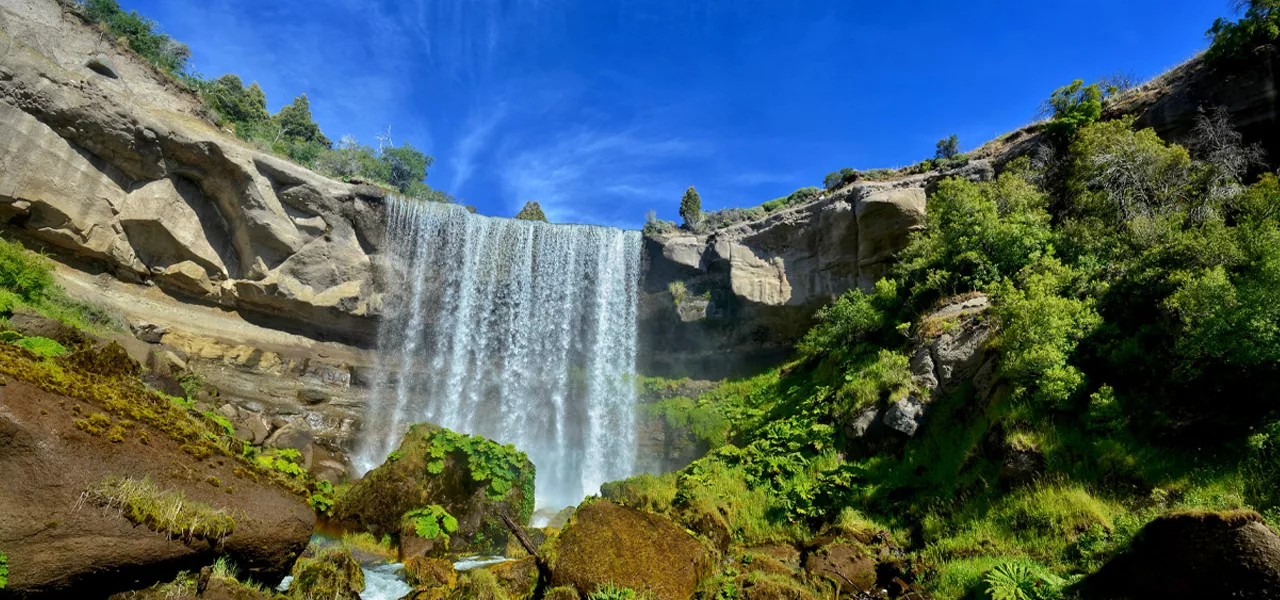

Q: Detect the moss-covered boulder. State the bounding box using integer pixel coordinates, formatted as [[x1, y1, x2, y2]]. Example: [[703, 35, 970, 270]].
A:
[[447, 569, 511, 600], [484, 557, 539, 600], [802, 541, 876, 594], [404, 555, 457, 590], [333, 424, 535, 558], [1076, 510, 1280, 599], [548, 500, 714, 600], [503, 527, 555, 559], [286, 547, 364, 600]]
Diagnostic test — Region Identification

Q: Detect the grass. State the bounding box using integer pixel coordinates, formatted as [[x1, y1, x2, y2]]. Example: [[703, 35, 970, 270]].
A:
[[587, 583, 649, 600], [0, 551, 6, 590], [85, 476, 235, 544], [338, 532, 397, 562], [0, 236, 123, 337]]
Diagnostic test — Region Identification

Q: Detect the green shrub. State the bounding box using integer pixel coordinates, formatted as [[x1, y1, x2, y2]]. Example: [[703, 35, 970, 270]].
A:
[[1207, 0, 1280, 63], [514, 201, 549, 222], [936, 134, 961, 160], [0, 237, 55, 304], [13, 336, 67, 358], [588, 584, 647, 600], [680, 187, 703, 230], [1044, 80, 1104, 142], [77, 0, 191, 74], [0, 551, 7, 589]]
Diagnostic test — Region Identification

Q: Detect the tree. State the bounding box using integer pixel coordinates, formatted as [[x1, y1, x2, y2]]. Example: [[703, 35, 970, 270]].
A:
[[1044, 80, 1105, 143], [380, 143, 433, 193], [272, 94, 331, 148], [680, 186, 702, 230], [515, 201, 548, 222], [203, 75, 269, 131], [936, 134, 961, 160]]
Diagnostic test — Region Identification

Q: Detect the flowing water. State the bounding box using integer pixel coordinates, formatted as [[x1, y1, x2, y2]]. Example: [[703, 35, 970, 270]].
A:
[[355, 200, 643, 508]]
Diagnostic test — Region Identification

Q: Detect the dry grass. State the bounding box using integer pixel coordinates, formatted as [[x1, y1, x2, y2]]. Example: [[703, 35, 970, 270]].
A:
[[83, 476, 235, 544]]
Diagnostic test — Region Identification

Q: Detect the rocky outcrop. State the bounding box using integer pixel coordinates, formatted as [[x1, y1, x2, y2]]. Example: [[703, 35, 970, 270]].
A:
[[548, 500, 713, 600], [0, 348, 314, 597], [1076, 510, 1280, 599], [842, 294, 994, 456], [331, 424, 535, 558], [640, 185, 927, 379], [0, 0, 387, 345]]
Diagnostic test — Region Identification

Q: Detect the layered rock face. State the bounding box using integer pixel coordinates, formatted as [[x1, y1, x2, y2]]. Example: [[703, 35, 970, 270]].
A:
[[0, 0, 387, 345], [639, 185, 927, 379]]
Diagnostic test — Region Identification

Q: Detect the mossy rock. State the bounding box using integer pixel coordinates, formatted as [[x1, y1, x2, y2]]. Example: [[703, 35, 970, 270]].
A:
[[802, 541, 876, 594], [483, 557, 539, 600], [733, 572, 820, 600], [447, 569, 511, 600], [332, 423, 535, 557], [548, 500, 714, 600], [404, 555, 457, 590], [1075, 510, 1280, 599], [544, 585, 579, 600], [286, 547, 364, 600]]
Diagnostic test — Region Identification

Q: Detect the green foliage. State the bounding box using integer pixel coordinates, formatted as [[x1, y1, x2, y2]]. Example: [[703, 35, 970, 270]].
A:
[[587, 584, 646, 600], [77, 0, 190, 74], [380, 143, 432, 193], [797, 278, 900, 361], [515, 201, 549, 222], [0, 237, 55, 304], [649, 396, 729, 447], [981, 562, 1066, 600], [680, 186, 703, 230], [1045, 80, 1104, 142], [203, 75, 270, 129], [1207, 0, 1280, 63], [421, 427, 532, 512], [936, 134, 961, 160], [256, 448, 308, 482], [897, 172, 1052, 308], [404, 505, 459, 540], [0, 551, 6, 589], [13, 336, 68, 358]]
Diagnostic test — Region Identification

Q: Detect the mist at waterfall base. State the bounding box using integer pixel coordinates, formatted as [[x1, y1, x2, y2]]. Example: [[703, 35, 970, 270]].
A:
[[356, 200, 643, 509]]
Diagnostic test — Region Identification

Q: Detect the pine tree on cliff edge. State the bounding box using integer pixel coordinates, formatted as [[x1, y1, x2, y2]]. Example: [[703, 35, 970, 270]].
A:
[[515, 201, 548, 222], [680, 186, 702, 231]]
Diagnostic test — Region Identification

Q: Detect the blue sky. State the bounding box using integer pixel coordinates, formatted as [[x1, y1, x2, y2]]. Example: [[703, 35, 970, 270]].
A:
[[128, 0, 1229, 228]]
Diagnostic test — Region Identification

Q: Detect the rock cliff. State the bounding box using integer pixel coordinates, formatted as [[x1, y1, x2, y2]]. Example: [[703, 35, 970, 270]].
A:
[[0, 0, 387, 345]]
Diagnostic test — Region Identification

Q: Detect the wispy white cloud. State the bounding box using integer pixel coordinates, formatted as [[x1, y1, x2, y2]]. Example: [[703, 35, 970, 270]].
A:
[[449, 103, 508, 193], [499, 128, 705, 227]]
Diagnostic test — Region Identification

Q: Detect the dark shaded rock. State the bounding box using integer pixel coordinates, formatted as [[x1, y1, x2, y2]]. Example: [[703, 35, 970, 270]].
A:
[[331, 423, 534, 558], [1076, 510, 1280, 599], [286, 547, 364, 600], [883, 396, 925, 436], [549, 500, 713, 600], [129, 320, 168, 344], [3, 305, 88, 347], [803, 541, 876, 594], [86, 55, 119, 78]]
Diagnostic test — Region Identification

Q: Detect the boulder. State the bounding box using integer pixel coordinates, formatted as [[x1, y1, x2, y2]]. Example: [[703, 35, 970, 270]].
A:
[[549, 500, 714, 600], [285, 547, 365, 600], [129, 320, 169, 344], [483, 556, 539, 600], [403, 556, 457, 590], [265, 419, 315, 468], [0, 346, 314, 597], [802, 541, 877, 594], [883, 396, 926, 436], [234, 413, 274, 446], [331, 423, 535, 557], [1076, 510, 1280, 599]]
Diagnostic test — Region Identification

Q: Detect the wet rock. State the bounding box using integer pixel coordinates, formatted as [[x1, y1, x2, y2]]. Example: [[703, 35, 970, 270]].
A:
[[549, 500, 713, 600], [332, 423, 535, 558], [1076, 510, 1280, 599], [285, 548, 364, 600]]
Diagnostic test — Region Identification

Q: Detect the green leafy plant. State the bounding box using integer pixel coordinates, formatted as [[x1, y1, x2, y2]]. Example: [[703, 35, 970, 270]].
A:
[[1045, 79, 1104, 142], [404, 505, 458, 540], [13, 336, 67, 358], [1207, 0, 1280, 63], [981, 562, 1065, 600], [0, 551, 7, 589], [514, 201, 549, 222], [587, 583, 646, 600]]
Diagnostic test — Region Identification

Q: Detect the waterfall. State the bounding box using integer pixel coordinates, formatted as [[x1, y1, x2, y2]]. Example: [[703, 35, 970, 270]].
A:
[[355, 199, 642, 509]]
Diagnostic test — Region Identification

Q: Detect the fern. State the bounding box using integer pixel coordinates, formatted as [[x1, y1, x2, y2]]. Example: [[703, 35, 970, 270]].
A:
[[983, 562, 1065, 600]]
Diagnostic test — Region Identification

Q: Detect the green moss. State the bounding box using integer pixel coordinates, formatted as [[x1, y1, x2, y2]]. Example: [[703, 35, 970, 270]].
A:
[[600, 472, 677, 513], [0, 550, 7, 590], [13, 336, 67, 357], [587, 583, 647, 600], [450, 569, 509, 600], [87, 476, 235, 544], [287, 547, 365, 600]]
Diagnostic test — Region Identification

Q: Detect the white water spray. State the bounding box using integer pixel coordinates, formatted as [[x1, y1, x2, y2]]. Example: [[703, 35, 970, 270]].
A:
[[356, 200, 642, 509]]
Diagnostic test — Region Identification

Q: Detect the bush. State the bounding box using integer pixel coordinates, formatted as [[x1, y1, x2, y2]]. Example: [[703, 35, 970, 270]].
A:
[[0, 237, 55, 304], [0, 551, 6, 590], [14, 336, 68, 358], [1044, 80, 1104, 142], [77, 0, 190, 74], [588, 584, 646, 600], [1207, 0, 1280, 63]]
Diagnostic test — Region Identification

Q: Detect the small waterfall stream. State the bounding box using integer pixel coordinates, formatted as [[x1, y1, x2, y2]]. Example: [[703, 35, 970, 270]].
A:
[[355, 200, 643, 508]]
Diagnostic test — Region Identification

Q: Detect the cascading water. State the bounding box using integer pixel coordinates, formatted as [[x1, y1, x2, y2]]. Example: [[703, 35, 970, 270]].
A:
[[355, 199, 642, 509]]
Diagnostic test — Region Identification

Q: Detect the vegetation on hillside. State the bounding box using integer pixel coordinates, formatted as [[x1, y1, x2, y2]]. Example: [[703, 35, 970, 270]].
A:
[[609, 86, 1280, 597], [1207, 0, 1280, 62], [69, 0, 452, 203], [515, 201, 549, 222]]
